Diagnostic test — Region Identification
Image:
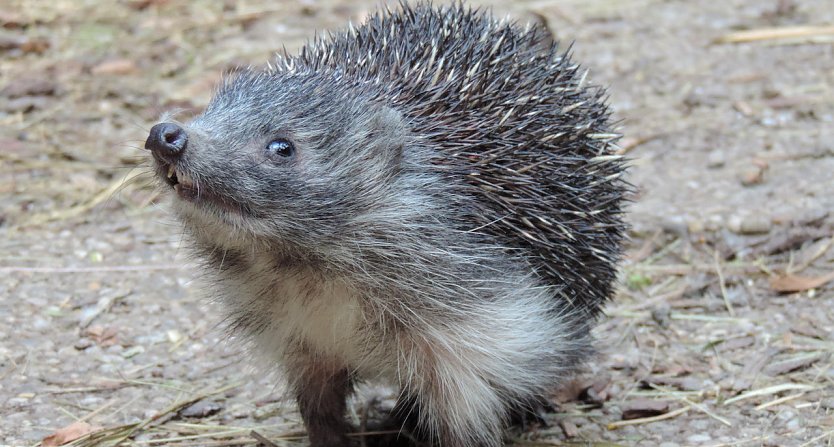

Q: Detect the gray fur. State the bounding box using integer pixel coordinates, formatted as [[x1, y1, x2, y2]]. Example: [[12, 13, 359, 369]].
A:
[[147, 2, 627, 446]]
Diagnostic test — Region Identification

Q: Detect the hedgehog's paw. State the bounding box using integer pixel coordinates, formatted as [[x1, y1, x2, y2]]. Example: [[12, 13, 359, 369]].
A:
[[507, 397, 556, 432]]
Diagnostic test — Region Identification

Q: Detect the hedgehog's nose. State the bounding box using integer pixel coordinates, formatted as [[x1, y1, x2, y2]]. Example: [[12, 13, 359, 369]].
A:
[[145, 123, 187, 163]]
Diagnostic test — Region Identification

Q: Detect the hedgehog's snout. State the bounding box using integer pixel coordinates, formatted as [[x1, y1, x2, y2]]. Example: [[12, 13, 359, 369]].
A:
[[145, 122, 188, 164], [144, 122, 197, 195]]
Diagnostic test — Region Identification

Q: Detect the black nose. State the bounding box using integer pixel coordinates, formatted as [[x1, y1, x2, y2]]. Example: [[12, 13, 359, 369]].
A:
[[145, 123, 187, 162]]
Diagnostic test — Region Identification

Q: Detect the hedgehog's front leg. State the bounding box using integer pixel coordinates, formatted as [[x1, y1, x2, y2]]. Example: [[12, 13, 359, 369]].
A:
[[287, 352, 354, 447]]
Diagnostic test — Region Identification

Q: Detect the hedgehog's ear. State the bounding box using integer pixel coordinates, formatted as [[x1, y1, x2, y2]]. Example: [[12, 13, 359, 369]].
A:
[[364, 104, 405, 170]]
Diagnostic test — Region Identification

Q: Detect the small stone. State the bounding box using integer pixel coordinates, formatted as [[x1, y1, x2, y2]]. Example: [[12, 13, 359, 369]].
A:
[[706, 150, 726, 168], [727, 215, 742, 233], [651, 305, 671, 328], [689, 419, 710, 430], [675, 377, 702, 391], [559, 419, 579, 438], [740, 167, 764, 186], [705, 215, 724, 231], [253, 402, 284, 421], [739, 160, 768, 186], [728, 215, 771, 235], [687, 218, 705, 233], [74, 338, 93, 350], [181, 400, 223, 418], [733, 100, 754, 117], [686, 433, 712, 444], [785, 418, 801, 431], [740, 216, 771, 234], [661, 215, 688, 237], [120, 345, 144, 358]]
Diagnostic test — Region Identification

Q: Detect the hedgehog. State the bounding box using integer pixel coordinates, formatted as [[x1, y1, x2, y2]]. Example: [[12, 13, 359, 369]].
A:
[[143, 2, 627, 446]]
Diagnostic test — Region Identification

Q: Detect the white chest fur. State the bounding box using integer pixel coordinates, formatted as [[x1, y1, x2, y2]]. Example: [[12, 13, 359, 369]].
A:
[[273, 272, 363, 358], [226, 257, 369, 368]]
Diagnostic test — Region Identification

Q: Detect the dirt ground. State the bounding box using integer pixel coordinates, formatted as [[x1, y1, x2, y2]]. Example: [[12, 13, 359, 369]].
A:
[[2, 0, 833, 446]]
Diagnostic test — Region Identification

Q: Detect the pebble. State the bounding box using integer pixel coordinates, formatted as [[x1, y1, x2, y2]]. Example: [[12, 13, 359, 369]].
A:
[[687, 218, 705, 233], [706, 150, 726, 168], [181, 399, 223, 418], [74, 338, 94, 350], [651, 305, 671, 327], [777, 410, 795, 421], [253, 402, 285, 421], [739, 160, 768, 186], [686, 433, 712, 444], [661, 215, 689, 237], [706, 215, 724, 231], [727, 215, 771, 234], [122, 346, 145, 359], [689, 419, 710, 431], [740, 168, 764, 185]]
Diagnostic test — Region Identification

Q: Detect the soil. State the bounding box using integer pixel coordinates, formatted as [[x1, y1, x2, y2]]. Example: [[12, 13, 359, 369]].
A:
[[1, 1, 833, 446]]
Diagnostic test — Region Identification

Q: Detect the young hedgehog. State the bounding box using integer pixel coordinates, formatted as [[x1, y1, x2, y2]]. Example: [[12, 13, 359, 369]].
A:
[[144, 2, 627, 446]]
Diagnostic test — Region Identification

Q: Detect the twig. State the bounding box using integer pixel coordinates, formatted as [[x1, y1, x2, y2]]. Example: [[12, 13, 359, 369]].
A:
[[614, 133, 664, 155], [104, 382, 244, 445], [793, 237, 834, 273], [9, 173, 137, 230], [724, 383, 816, 405], [714, 251, 734, 317], [647, 383, 732, 426], [79, 290, 131, 329], [132, 429, 251, 444], [607, 406, 690, 429], [250, 430, 280, 447], [754, 392, 806, 411], [715, 26, 834, 44]]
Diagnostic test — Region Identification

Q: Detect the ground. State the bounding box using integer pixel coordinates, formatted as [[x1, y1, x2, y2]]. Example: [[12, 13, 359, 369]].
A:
[[1, 0, 833, 446]]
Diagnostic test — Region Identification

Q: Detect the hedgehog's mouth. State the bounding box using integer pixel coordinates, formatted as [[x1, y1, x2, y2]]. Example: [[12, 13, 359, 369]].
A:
[[162, 163, 200, 201], [159, 163, 241, 213]]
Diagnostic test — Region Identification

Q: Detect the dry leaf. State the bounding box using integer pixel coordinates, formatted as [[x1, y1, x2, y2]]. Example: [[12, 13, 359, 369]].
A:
[[83, 325, 118, 347], [20, 37, 49, 54], [91, 58, 138, 75], [770, 271, 834, 293], [42, 421, 98, 446]]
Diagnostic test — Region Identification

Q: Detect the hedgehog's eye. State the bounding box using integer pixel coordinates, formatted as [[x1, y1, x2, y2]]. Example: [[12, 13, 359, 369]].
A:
[[265, 138, 295, 158]]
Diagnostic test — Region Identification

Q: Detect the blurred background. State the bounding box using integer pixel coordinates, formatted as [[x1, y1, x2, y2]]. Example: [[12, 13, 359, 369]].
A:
[[1, 0, 833, 445]]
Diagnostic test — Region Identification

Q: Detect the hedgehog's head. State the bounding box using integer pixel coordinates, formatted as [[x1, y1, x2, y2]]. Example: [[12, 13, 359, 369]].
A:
[[145, 69, 412, 254]]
